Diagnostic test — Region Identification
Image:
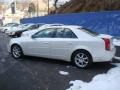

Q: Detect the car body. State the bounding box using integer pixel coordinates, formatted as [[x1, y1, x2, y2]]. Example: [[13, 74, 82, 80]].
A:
[[5, 24, 24, 34], [21, 24, 64, 37], [1, 23, 19, 32], [8, 23, 42, 37], [5, 23, 34, 35], [8, 25, 116, 68]]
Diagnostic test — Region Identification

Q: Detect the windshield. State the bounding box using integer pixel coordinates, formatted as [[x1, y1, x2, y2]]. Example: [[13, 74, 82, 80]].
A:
[[79, 28, 99, 37]]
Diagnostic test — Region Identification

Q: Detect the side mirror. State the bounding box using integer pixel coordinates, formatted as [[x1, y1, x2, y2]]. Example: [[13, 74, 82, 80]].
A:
[[31, 35, 36, 39]]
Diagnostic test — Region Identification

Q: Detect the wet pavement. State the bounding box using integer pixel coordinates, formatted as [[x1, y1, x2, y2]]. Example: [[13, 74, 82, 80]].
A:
[[0, 32, 119, 90]]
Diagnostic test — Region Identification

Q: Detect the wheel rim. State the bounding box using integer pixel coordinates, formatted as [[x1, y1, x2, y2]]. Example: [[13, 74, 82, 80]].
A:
[[12, 46, 21, 58], [74, 53, 89, 68]]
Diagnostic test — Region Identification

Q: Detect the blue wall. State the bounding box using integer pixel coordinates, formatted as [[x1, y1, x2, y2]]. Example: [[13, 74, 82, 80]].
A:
[[20, 11, 120, 37]]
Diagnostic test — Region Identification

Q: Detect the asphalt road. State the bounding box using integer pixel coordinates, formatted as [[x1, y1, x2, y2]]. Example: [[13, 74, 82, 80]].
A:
[[0, 32, 119, 90]]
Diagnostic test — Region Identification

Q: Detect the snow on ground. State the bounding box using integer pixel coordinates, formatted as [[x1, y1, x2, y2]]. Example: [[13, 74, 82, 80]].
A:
[[50, 0, 71, 7], [67, 63, 120, 90], [113, 39, 120, 46], [59, 71, 69, 75], [57, 0, 70, 5], [112, 63, 120, 67]]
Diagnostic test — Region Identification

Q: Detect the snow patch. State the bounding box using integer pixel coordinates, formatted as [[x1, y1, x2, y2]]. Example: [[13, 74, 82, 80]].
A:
[[66, 66, 70, 68], [67, 63, 120, 90], [59, 71, 69, 75], [50, 0, 71, 7], [112, 63, 120, 67]]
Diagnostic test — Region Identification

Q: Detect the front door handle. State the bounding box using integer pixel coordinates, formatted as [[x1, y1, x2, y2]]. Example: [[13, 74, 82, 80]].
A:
[[68, 42, 73, 44]]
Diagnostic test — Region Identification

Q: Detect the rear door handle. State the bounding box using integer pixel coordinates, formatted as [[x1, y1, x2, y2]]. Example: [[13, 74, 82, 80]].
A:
[[44, 42, 49, 44]]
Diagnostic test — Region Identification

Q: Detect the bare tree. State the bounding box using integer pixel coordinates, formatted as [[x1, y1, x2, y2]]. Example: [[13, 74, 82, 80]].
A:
[[43, 0, 50, 14], [43, 0, 59, 14], [54, 0, 58, 13], [28, 3, 36, 17]]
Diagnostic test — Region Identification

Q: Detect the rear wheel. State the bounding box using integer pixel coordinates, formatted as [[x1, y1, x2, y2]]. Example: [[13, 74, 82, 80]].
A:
[[11, 45, 23, 59], [72, 50, 92, 68]]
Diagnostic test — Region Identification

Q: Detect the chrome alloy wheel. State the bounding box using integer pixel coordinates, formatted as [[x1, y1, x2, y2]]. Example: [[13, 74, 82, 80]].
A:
[[12, 45, 22, 58], [74, 53, 89, 68]]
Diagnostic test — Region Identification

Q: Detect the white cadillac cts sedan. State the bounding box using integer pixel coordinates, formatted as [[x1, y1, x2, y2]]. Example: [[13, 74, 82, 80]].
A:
[[8, 25, 116, 68]]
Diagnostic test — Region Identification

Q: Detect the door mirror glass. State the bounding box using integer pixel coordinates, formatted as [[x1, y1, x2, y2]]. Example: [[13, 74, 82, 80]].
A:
[[31, 34, 36, 39]]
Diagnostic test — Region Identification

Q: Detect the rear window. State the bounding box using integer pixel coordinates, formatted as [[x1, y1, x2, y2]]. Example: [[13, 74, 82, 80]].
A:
[[79, 28, 99, 37]]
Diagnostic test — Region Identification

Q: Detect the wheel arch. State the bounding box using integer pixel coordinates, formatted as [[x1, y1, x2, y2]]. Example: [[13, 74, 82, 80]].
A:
[[71, 49, 93, 62], [11, 43, 23, 54]]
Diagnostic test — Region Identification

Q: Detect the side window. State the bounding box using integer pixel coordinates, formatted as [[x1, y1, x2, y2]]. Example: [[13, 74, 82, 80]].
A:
[[55, 28, 65, 38], [63, 28, 77, 38], [55, 28, 77, 38], [33, 28, 56, 38]]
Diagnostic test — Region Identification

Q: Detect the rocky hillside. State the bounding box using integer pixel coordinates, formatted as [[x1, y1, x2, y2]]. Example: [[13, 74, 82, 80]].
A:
[[52, 0, 120, 14]]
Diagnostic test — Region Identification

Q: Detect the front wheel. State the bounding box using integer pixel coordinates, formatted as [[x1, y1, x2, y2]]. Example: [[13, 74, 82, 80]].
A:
[[11, 45, 23, 59], [72, 50, 92, 68]]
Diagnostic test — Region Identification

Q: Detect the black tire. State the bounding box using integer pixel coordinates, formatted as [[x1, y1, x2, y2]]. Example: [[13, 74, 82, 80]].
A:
[[72, 50, 93, 68], [11, 45, 23, 59]]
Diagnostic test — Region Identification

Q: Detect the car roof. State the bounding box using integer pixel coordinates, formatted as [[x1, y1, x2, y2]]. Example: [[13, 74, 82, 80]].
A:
[[42, 25, 83, 29]]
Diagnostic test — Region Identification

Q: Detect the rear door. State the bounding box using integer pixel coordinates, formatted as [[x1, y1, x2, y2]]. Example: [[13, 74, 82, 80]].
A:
[[50, 28, 78, 60]]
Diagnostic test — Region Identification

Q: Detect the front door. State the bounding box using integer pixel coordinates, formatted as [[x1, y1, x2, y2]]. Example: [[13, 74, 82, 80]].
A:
[[22, 28, 56, 58]]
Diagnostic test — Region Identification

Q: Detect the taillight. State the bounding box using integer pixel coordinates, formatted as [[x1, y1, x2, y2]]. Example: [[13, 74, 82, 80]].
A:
[[102, 38, 111, 51]]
